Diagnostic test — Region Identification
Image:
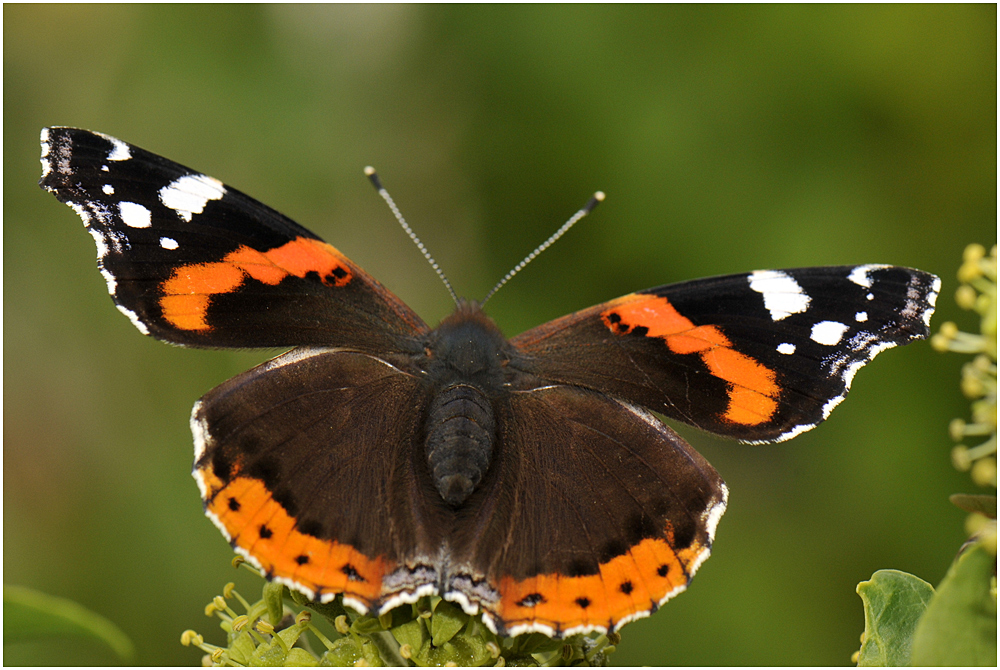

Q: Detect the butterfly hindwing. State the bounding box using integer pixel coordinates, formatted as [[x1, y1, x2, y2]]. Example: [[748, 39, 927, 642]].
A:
[[191, 347, 452, 612], [39, 127, 427, 351], [510, 265, 940, 443], [445, 383, 727, 637]]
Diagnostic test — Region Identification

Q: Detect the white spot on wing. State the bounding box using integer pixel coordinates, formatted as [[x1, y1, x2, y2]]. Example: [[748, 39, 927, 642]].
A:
[[39, 128, 52, 178], [847, 264, 890, 289], [704, 484, 728, 543], [776, 342, 796, 355], [441, 590, 476, 616], [772, 421, 818, 443], [562, 620, 617, 637], [102, 184, 115, 195], [607, 607, 653, 634], [655, 583, 690, 610], [159, 173, 225, 222], [503, 619, 557, 638], [87, 228, 109, 258], [69, 201, 92, 227], [87, 228, 108, 260], [855, 311, 868, 322], [190, 400, 210, 462], [379, 583, 439, 614], [118, 201, 152, 228], [159, 236, 179, 250], [923, 276, 941, 326], [748, 270, 811, 321], [810, 320, 849, 345], [104, 136, 131, 161], [202, 506, 232, 543], [340, 595, 370, 613], [100, 267, 117, 295], [116, 304, 150, 335], [821, 393, 847, 420]]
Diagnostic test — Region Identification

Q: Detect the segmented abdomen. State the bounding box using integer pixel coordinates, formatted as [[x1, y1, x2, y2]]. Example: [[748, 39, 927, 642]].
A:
[[425, 383, 496, 506]]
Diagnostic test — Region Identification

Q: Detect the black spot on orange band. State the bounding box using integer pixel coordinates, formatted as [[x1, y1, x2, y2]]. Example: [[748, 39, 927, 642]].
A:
[[601, 294, 780, 426], [198, 457, 715, 635], [159, 238, 354, 331], [492, 526, 710, 634], [197, 463, 392, 606]]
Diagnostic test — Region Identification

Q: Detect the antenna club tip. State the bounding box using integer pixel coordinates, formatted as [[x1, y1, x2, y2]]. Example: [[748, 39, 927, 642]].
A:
[[583, 191, 605, 213], [364, 166, 384, 190]]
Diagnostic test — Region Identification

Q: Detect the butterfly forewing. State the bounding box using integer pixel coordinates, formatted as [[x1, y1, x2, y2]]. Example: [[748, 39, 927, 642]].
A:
[[39, 127, 427, 351], [510, 265, 939, 443]]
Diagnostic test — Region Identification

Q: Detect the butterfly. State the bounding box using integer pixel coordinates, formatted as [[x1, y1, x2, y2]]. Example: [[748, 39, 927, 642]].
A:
[[39, 126, 939, 638]]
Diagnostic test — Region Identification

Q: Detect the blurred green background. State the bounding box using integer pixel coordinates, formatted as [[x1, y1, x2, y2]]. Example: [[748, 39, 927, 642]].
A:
[[4, 5, 995, 665]]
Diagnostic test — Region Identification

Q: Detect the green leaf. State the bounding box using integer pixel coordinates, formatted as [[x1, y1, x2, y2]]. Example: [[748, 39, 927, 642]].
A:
[[319, 636, 364, 666], [358, 636, 388, 667], [3, 584, 135, 663], [389, 617, 428, 654], [950, 494, 997, 519], [430, 599, 468, 646], [415, 630, 494, 667], [911, 542, 998, 666], [284, 647, 321, 666], [855, 569, 934, 666], [225, 630, 257, 666]]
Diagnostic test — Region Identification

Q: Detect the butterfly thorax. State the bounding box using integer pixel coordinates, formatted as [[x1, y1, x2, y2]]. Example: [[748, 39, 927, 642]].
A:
[[420, 300, 512, 507]]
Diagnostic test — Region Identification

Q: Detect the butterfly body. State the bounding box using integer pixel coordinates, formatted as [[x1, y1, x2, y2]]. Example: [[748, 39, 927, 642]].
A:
[[39, 127, 940, 638], [420, 301, 511, 505]]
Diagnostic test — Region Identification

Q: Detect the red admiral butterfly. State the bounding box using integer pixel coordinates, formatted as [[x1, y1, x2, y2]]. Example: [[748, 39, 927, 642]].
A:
[[40, 127, 939, 638]]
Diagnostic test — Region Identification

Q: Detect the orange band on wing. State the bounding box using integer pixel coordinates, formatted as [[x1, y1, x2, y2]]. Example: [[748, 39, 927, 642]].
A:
[[197, 464, 388, 605], [159, 238, 353, 331], [602, 294, 779, 425], [493, 524, 707, 634]]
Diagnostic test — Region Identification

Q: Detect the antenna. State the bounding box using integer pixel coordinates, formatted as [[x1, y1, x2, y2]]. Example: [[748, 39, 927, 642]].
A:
[[481, 191, 605, 305], [365, 167, 459, 306]]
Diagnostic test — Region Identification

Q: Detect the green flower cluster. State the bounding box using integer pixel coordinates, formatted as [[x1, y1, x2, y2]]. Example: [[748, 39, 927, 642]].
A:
[[932, 244, 997, 487], [931, 243, 996, 549], [852, 243, 996, 667], [182, 557, 618, 667]]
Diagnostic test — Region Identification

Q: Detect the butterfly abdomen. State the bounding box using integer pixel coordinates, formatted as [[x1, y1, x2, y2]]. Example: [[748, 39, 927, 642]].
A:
[[425, 383, 497, 506], [421, 301, 512, 507]]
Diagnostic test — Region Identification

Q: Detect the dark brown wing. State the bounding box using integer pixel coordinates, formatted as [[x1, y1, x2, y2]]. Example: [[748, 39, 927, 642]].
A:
[[443, 383, 728, 637], [192, 347, 449, 612]]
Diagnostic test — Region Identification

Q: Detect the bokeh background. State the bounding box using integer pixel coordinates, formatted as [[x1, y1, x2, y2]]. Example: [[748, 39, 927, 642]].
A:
[[4, 5, 995, 666]]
